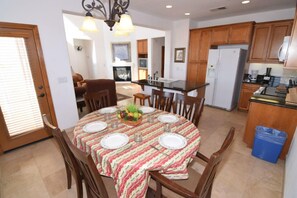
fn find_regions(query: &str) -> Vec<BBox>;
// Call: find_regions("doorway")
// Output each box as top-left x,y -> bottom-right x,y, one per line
0,22 -> 56,153
151,37 -> 165,78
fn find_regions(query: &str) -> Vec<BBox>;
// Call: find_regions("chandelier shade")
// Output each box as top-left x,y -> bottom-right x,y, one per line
81,0 -> 134,33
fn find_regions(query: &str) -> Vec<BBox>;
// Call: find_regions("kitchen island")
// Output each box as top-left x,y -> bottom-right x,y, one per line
243,91 -> 297,159
132,79 -> 209,97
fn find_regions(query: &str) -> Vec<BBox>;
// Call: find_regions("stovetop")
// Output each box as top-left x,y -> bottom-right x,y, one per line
261,87 -> 287,98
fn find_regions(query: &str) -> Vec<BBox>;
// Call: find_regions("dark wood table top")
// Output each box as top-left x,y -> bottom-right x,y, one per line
132,80 -> 209,93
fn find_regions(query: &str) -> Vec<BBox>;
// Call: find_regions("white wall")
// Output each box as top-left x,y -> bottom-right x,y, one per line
284,127 -> 297,198
195,8 -> 295,28
63,14 -> 108,79
170,19 -> 190,80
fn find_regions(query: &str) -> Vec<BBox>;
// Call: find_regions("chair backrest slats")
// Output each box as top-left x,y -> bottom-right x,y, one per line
173,93 -> 205,126
84,89 -> 111,113
151,89 -> 174,112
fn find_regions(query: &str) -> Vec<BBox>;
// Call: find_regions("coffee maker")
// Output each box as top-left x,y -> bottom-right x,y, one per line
263,67 -> 272,84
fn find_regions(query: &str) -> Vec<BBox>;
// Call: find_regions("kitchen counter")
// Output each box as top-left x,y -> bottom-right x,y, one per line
250,86 -> 297,110
243,89 -> 297,159
242,80 -> 263,85
250,95 -> 297,110
132,79 -> 209,97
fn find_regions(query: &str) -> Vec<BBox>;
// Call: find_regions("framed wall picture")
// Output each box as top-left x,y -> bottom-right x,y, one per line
174,48 -> 185,63
112,42 -> 131,62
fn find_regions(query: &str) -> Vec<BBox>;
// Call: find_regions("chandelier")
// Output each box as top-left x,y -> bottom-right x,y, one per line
81,0 -> 134,34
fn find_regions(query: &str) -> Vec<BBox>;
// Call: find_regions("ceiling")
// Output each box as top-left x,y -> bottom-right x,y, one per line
129,0 -> 296,21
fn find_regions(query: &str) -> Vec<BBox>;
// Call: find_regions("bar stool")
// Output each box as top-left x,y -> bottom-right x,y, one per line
133,93 -> 151,106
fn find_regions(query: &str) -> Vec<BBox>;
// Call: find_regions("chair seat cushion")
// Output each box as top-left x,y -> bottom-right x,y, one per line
148,167 -> 201,198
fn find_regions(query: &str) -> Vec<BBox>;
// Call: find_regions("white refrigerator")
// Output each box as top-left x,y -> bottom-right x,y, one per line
205,48 -> 247,111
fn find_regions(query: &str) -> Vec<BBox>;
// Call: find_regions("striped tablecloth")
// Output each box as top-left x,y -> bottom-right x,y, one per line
73,108 -> 201,198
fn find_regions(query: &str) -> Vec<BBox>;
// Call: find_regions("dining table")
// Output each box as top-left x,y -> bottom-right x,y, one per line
73,106 -> 201,198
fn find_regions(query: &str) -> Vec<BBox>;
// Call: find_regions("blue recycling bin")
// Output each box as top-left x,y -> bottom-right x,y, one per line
252,126 -> 287,163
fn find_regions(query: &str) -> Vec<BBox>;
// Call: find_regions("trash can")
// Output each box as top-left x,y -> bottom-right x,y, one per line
252,126 -> 287,163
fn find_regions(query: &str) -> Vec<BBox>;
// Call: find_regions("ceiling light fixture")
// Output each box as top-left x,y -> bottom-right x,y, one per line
241,0 -> 250,4
185,13 -> 190,16
81,0 -> 134,34
166,5 -> 173,9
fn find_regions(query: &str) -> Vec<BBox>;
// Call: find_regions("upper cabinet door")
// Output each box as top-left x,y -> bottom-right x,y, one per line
211,26 -> 229,45
229,22 -> 254,44
266,21 -> 293,62
199,29 -> 212,62
137,39 -> 147,55
249,24 -> 271,62
249,20 -> 293,63
188,29 -> 201,62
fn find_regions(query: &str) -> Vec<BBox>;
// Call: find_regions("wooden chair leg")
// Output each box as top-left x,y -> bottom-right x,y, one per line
134,96 -> 137,104
65,163 -> 72,189
74,174 -> 83,198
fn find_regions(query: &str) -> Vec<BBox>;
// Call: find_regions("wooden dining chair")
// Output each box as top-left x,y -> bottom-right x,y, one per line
173,93 -> 205,127
151,89 -> 174,112
42,114 -> 83,198
148,127 -> 235,198
62,131 -> 117,198
84,89 -> 111,113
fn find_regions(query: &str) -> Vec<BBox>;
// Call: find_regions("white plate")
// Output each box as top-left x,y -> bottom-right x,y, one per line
100,133 -> 129,149
158,133 -> 187,150
98,107 -> 117,114
83,121 -> 107,133
157,114 -> 179,123
139,106 -> 155,114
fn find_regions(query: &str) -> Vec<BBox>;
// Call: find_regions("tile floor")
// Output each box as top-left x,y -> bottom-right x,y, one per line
0,83 -> 284,198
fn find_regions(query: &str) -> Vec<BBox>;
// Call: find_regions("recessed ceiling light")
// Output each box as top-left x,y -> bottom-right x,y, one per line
166,5 -> 173,9
185,13 -> 190,16
242,0 -> 250,4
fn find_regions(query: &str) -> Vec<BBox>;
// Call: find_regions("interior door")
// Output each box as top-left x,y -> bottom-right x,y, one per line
0,22 -> 56,152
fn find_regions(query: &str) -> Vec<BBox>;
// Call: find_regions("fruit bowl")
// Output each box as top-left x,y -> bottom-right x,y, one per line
117,104 -> 143,127
120,117 -> 143,126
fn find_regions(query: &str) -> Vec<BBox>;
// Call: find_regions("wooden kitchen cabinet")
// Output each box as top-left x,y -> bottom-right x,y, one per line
249,20 -> 293,63
137,39 -> 147,55
186,62 -> 207,84
188,29 -> 201,62
266,21 -> 293,62
211,26 -> 229,45
229,22 -> 254,44
187,22 -> 254,84
238,83 -> 261,111
198,29 -> 212,62
285,7 -> 297,69
244,101 -> 297,159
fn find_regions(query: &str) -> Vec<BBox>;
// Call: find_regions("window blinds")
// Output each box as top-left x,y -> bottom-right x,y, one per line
0,37 -> 43,136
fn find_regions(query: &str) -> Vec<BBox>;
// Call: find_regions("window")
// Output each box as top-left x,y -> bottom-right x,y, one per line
0,37 -> 43,136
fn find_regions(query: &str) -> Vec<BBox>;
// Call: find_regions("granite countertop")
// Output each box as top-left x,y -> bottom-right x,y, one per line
250,92 -> 297,110
132,79 -> 209,93
242,80 -> 263,85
